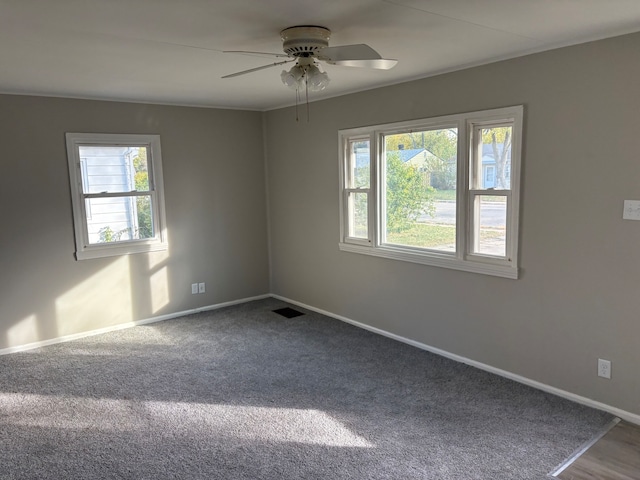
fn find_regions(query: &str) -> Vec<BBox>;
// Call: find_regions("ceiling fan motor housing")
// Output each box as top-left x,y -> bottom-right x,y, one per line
280,26 -> 330,56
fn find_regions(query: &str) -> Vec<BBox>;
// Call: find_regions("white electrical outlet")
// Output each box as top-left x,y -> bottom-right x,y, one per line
623,200 -> 640,220
198,282 -> 206,294
191,283 -> 198,295
598,358 -> 611,379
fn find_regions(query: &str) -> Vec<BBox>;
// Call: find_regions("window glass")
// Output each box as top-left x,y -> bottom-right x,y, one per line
347,192 -> 368,239
382,128 -> 457,252
85,196 -> 154,244
473,195 -> 507,257
348,140 -> 370,189
476,126 -> 512,190
78,146 -> 150,194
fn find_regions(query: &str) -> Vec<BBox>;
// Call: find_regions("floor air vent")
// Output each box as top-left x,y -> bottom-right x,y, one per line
272,307 -> 304,318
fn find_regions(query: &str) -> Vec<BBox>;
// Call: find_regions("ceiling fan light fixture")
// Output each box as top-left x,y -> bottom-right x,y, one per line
307,65 -> 330,92
281,65 -> 304,89
281,63 -> 330,91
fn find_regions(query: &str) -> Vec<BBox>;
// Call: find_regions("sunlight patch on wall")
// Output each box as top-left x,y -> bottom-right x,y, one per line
150,266 -> 169,314
0,393 -> 374,448
7,315 -> 38,347
147,249 -> 169,270
54,257 -> 133,336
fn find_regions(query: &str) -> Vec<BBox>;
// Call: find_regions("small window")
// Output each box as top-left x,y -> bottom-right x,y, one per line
66,133 -> 168,260
339,106 -> 523,279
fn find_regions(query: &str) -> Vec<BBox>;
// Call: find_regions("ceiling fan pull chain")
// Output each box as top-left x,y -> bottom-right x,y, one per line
295,86 -> 300,122
306,74 -> 310,122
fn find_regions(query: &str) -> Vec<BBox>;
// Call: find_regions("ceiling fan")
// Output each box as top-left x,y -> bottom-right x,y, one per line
222,25 -> 398,93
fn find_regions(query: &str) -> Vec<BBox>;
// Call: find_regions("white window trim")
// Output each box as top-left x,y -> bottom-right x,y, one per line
66,133 -> 168,260
338,106 -> 523,279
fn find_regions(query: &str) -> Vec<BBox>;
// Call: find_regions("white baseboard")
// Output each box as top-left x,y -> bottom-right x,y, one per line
271,294 -> 640,426
0,294 -> 270,357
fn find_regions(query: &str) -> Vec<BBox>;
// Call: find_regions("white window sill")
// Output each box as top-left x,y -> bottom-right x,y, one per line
76,241 -> 168,260
339,242 -> 518,279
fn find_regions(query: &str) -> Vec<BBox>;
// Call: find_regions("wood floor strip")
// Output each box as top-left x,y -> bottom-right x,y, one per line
554,420 -> 640,480
551,418 -> 621,477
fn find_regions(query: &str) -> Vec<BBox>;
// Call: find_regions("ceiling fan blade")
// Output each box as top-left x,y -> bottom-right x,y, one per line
223,50 -> 290,59
331,58 -> 398,69
318,44 -> 397,70
222,59 -> 295,79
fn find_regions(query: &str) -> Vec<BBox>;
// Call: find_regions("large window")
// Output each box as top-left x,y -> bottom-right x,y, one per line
66,133 -> 168,260
339,106 -> 523,278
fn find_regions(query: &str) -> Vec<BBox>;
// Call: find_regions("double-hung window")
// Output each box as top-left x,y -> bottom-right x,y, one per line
339,106 -> 523,278
343,136 -> 373,245
66,133 -> 168,260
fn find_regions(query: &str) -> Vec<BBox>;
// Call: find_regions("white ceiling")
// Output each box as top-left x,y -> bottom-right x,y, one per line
2,0 -> 640,111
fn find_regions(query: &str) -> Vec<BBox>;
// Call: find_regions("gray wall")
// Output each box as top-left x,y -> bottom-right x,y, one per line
0,95 -> 269,350
265,32 -> 640,416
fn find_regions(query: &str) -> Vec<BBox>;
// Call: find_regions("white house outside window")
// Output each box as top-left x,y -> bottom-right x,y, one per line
339,106 -> 523,279
66,133 -> 168,260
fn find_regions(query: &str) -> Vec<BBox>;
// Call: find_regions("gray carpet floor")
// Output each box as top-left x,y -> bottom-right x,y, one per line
0,298 -> 612,479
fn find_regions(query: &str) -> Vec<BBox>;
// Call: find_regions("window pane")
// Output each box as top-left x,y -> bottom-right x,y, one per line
347,192 -> 368,239
78,146 -> 150,194
473,196 -> 507,256
384,128 -> 457,252
85,195 -> 154,244
386,223 -> 456,251
477,126 -> 512,190
348,140 -> 370,188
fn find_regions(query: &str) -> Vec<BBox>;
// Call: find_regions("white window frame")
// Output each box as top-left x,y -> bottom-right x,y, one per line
66,133 -> 168,260
338,105 -> 523,279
